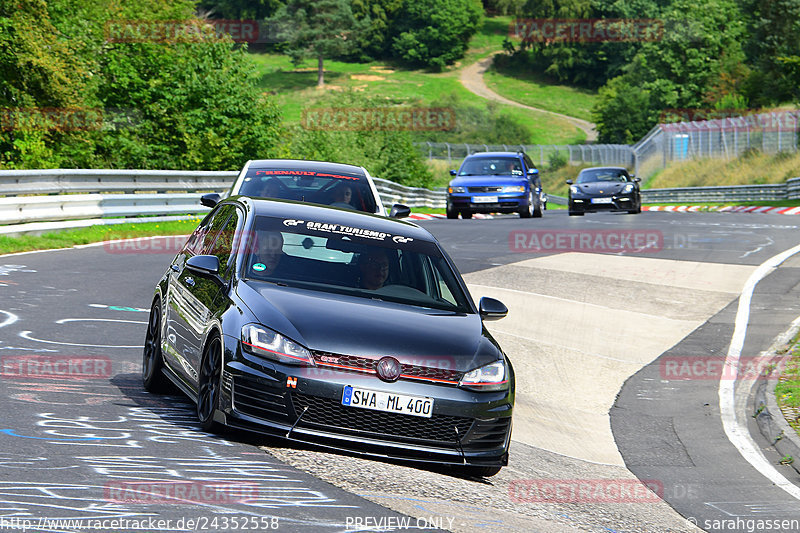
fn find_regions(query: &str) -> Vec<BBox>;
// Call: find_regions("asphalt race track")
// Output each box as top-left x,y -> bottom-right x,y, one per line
1,209 -> 800,532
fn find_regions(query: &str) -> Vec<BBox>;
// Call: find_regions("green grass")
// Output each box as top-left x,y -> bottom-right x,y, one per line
645,151 -> 800,189
0,219 -> 202,255
249,16 -> 585,145
775,333 -> 800,437
483,64 -> 598,122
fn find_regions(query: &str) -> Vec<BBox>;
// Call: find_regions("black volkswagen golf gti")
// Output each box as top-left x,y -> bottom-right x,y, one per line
143,196 -> 514,476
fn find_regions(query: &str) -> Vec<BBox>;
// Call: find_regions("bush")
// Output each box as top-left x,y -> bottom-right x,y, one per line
417,92 -> 533,144
286,91 -> 433,188
390,0 -> 483,70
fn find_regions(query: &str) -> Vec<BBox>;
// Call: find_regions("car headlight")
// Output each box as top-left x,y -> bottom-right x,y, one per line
448,186 -> 465,194
241,324 -> 314,366
569,186 -> 579,194
622,184 -> 634,193
501,186 -> 525,193
459,360 -> 508,391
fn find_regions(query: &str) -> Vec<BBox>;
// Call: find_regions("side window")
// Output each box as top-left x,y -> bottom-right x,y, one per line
183,207 -> 229,256
205,206 -> 241,282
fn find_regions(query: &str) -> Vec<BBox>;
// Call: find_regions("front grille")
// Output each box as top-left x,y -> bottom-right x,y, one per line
311,351 -> 463,384
468,186 -> 502,193
232,376 -> 292,421
291,392 -> 473,445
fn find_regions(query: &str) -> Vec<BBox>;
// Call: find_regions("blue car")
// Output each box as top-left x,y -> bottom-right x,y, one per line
447,152 -> 545,219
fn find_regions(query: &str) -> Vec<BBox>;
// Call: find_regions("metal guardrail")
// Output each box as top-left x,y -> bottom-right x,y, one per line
1,170 -> 799,235
0,169 -> 449,235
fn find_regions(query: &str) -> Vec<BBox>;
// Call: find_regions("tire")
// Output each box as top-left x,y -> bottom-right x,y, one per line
461,211 -> 473,219
532,196 -> 543,218
463,465 -> 502,478
142,300 -> 169,393
568,210 -> 584,216
446,207 -> 458,219
519,192 -> 533,218
197,334 -> 225,434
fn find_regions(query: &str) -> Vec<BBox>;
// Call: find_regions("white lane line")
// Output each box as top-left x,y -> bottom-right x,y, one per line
0,310 -> 18,329
719,242 -> 800,500
55,318 -> 147,325
18,331 -> 140,349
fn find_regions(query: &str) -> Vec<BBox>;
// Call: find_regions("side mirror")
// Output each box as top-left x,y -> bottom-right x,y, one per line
186,255 -> 221,277
449,170 -> 457,176
389,203 -> 411,219
528,168 -> 539,175
565,179 -> 574,185
479,297 -> 508,321
200,193 -> 221,208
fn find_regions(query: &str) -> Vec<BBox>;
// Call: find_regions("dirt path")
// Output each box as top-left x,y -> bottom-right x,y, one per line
460,54 -> 598,142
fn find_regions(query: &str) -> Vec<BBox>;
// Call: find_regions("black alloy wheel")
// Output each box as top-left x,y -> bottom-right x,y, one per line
142,301 -> 169,393
197,334 -> 225,433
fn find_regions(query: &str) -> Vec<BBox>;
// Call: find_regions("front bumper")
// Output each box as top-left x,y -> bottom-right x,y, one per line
448,193 -> 528,214
219,338 -> 513,467
570,194 -> 638,212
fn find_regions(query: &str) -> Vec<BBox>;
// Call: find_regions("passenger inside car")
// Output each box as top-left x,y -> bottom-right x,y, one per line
248,231 -> 286,277
329,184 -> 354,209
357,249 -> 390,290
257,178 -> 284,199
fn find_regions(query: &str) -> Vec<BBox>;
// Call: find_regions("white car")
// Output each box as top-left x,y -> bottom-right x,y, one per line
202,159 -> 409,218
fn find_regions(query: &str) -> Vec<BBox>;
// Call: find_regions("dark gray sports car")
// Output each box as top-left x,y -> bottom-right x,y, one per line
143,196 -> 514,476
567,166 -> 641,215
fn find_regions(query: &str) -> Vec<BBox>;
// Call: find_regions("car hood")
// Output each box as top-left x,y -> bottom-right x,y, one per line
238,281 -> 501,371
449,175 -> 526,188
574,182 -> 628,195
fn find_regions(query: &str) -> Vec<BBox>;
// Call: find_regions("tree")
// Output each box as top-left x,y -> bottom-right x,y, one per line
350,0 -> 402,60
740,0 -> 800,106
270,0 -> 365,87
592,76 -> 652,143
197,0 -> 284,20
591,0 -> 748,142
390,0 -> 483,70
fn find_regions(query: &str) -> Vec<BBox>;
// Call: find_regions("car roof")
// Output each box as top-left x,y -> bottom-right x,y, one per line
579,166 -> 629,172
229,196 -> 435,242
464,152 -> 525,159
246,159 -> 367,177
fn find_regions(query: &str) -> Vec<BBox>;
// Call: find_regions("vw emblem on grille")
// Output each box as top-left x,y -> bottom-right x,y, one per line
376,356 -> 402,382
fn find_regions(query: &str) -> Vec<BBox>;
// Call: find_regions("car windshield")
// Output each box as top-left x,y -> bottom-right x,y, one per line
237,168 -> 378,214
576,169 -> 629,183
459,158 -> 523,176
240,216 -> 473,313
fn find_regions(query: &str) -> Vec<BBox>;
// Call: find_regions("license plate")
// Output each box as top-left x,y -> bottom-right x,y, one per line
591,197 -> 614,204
341,385 -> 433,418
473,196 -> 498,203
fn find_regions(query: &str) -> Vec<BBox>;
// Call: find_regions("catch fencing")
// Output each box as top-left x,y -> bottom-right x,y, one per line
417,110 -> 800,180
417,142 -> 634,169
